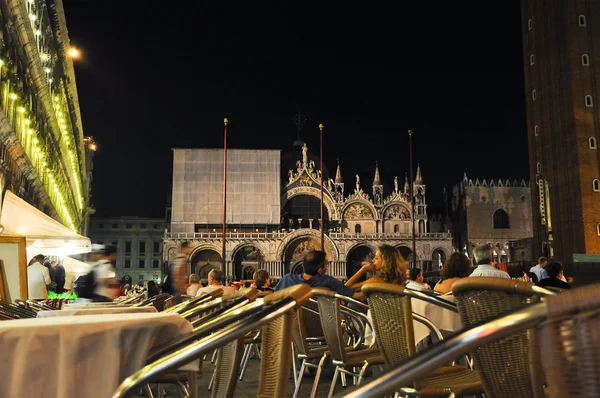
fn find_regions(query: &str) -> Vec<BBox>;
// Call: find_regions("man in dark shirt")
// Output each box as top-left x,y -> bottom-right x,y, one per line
538,261 -> 571,290
52,261 -> 66,293
275,250 -> 364,300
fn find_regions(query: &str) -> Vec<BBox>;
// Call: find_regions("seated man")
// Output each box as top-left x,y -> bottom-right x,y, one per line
195,269 -> 236,297
405,268 -> 431,291
275,250 -> 364,300
469,243 -> 510,279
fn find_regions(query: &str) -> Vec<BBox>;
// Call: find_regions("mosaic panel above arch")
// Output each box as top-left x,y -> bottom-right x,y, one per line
343,202 -> 374,220
383,204 -> 411,220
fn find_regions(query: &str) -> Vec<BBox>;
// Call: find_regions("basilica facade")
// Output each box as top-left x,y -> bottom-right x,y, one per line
164,144 -> 452,282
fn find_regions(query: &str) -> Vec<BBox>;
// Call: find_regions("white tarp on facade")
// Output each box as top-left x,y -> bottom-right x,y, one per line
0,190 -> 91,259
171,149 -> 281,232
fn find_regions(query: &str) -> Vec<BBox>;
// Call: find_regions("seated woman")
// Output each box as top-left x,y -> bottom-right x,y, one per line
252,269 -> 274,295
186,273 -> 202,296
145,280 -> 160,299
347,244 -> 407,289
538,262 -> 571,290
434,252 -> 472,295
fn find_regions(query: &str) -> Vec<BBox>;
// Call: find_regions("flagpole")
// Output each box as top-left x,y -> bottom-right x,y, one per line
222,118 -> 228,277
319,123 -> 324,251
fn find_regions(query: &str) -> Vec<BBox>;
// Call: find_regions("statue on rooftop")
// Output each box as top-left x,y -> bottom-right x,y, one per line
355,174 -> 360,191
302,143 -> 308,166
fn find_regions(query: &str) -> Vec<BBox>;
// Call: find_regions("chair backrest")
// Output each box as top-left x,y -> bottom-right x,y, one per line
361,283 -> 416,366
211,337 -> 245,398
293,299 -> 325,356
258,286 -> 310,398
539,284 -> 600,398
312,288 -> 349,363
113,284 -> 311,398
452,277 -> 548,398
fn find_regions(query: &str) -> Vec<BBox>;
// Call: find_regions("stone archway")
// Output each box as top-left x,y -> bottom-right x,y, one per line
278,230 -> 339,274
231,244 -> 265,281
346,244 -> 376,279
191,249 -> 222,283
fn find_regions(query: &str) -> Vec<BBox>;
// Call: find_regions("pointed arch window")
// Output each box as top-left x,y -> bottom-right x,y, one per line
493,209 -> 510,229
536,162 -> 542,173
593,179 -> 600,192
590,137 -> 598,149
532,89 -> 537,100
582,54 -> 590,66
586,95 -> 594,107
597,223 -> 600,237
355,224 -> 361,234
579,15 -> 587,27
394,224 -> 400,233
534,125 -> 539,136
528,19 -> 533,30
530,54 -> 535,65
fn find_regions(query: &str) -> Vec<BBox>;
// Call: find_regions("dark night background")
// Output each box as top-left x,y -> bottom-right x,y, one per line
64,1 -> 528,217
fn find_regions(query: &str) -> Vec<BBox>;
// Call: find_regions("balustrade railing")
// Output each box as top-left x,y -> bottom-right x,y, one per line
165,231 -> 451,240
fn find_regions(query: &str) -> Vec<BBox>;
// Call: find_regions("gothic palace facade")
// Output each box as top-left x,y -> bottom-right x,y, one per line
163,144 -> 451,282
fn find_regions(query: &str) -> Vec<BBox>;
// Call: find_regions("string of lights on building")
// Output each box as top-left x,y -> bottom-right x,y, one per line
0,0 -> 92,231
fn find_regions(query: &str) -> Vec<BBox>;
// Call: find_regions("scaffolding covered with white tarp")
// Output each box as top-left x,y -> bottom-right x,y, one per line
171,149 -> 281,233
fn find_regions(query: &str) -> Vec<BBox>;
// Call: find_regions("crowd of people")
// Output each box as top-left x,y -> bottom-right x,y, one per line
28,240 -> 571,303
26,254 -> 67,300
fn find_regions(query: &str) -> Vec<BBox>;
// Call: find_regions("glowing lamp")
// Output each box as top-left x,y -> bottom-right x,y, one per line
10,93 -> 16,100
68,47 -> 80,59
41,54 -> 48,61
18,107 -> 25,113
25,119 -> 30,125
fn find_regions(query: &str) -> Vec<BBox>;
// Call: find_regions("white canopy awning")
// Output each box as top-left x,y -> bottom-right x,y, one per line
1,190 -> 91,259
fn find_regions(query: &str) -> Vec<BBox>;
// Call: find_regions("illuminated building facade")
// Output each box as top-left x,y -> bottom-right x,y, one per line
449,174 -> 533,263
164,144 -> 452,282
521,1 -> 600,261
0,0 -> 92,233
88,217 -> 166,285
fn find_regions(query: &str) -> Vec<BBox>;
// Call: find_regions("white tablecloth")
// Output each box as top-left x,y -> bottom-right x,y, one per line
62,302 -> 122,309
0,312 -> 192,398
37,306 -> 157,317
411,295 -> 462,343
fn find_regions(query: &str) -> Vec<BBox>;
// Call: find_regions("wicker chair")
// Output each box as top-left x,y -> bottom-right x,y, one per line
539,284 -> 600,398
346,283 -> 600,398
452,277 -> 555,398
113,284 -> 312,398
362,282 -> 483,397
312,288 -> 384,398
292,302 -> 329,398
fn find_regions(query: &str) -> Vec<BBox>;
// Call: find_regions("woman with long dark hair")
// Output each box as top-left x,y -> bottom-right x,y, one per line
433,252 -> 473,294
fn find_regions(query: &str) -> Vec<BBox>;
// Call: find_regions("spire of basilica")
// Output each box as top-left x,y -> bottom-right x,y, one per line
373,161 -> 381,185
415,163 -> 423,184
404,172 -> 409,193
335,159 -> 343,183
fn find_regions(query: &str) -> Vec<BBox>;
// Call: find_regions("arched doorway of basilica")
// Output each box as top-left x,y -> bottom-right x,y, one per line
346,245 -> 375,280
282,195 -> 329,231
432,249 -> 447,269
232,245 -> 265,281
396,246 -> 413,263
191,249 -> 222,284
283,235 -> 332,275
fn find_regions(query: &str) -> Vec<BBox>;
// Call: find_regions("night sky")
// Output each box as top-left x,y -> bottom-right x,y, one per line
64,1 -> 528,218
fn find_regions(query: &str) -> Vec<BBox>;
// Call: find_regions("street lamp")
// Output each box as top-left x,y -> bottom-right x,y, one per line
408,129 -> 416,268
68,47 -> 80,59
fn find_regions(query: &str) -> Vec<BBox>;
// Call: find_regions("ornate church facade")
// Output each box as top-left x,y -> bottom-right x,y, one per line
163,144 -> 452,282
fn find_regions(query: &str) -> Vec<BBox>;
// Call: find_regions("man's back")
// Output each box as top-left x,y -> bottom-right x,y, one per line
529,264 -> 548,282
195,284 -> 236,297
27,263 -> 50,299
275,273 -> 355,297
469,264 -> 510,279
